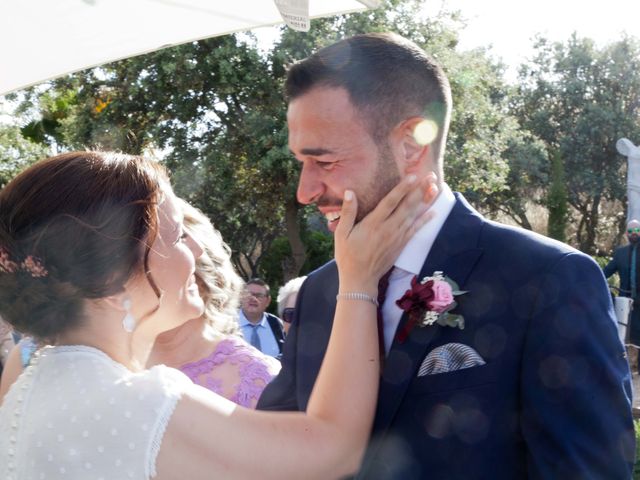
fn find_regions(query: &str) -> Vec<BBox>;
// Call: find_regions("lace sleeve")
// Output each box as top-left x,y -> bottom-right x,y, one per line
180,336 -> 281,409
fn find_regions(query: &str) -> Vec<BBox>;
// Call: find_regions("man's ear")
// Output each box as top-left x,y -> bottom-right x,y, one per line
390,117 -> 432,175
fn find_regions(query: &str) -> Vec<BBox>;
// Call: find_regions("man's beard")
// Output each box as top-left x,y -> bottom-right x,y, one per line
354,142 -> 402,223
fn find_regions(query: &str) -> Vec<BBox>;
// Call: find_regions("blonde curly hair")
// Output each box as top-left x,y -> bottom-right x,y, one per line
180,199 -> 242,337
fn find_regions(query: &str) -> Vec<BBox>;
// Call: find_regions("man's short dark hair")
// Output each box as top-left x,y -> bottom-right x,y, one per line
284,32 -> 452,164
246,278 -> 270,295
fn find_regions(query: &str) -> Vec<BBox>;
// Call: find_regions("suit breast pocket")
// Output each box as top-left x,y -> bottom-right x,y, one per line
397,364 -> 503,447
409,363 -> 500,395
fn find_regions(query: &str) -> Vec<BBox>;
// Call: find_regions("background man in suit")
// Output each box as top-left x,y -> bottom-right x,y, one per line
238,278 -> 285,358
257,32 -> 634,479
604,219 -> 640,371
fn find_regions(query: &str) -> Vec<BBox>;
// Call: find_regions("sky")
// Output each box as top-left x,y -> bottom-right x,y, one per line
426,0 -> 640,80
252,0 -> 639,82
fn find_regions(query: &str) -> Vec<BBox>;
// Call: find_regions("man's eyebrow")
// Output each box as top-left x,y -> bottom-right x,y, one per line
296,147 -> 335,156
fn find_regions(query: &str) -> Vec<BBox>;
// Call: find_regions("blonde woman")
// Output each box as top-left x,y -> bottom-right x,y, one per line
147,200 -> 280,408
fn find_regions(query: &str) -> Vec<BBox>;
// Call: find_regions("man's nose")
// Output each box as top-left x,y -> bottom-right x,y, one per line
296,162 -> 324,205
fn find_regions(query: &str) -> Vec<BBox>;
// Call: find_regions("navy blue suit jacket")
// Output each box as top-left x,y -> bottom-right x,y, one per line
258,194 -> 635,479
604,243 -> 639,298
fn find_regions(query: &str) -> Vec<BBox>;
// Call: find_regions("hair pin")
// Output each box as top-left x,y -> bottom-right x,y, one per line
0,248 -> 48,278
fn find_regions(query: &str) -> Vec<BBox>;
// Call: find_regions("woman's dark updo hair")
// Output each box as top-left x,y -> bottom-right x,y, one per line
0,151 -> 169,341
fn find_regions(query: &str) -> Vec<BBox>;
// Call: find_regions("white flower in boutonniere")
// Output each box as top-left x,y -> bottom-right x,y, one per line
395,271 -> 468,343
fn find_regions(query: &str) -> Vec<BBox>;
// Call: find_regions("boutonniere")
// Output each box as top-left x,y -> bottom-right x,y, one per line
395,271 -> 468,343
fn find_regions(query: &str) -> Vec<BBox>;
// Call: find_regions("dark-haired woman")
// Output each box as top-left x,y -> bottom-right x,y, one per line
0,151 -> 435,480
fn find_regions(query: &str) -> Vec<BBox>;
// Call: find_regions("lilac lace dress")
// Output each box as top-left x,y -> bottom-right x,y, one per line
178,336 -> 280,408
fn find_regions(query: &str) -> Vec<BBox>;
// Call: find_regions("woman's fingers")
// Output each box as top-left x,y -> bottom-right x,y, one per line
363,175 -> 419,225
335,174 -> 439,284
395,175 -> 438,231
362,173 -> 438,232
362,174 -> 438,238
423,172 -> 438,205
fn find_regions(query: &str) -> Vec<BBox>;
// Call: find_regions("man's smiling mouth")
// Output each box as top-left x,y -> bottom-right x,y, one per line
325,211 -> 341,224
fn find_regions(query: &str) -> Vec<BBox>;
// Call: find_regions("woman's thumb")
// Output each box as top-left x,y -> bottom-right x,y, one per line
335,190 -> 357,238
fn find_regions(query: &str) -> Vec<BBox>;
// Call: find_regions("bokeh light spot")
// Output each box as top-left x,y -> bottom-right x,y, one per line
413,119 -> 438,146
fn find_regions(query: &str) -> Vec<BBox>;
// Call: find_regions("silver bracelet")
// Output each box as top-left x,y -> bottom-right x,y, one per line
336,292 -> 379,307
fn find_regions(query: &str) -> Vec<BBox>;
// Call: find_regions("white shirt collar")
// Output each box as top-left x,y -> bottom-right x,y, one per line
394,183 -> 455,276
238,310 -> 267,328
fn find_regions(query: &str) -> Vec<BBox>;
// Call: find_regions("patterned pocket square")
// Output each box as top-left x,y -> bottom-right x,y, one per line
417,343 -> 486,376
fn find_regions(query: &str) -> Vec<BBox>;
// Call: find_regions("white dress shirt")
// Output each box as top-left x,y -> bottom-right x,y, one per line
381,183 -> 456,353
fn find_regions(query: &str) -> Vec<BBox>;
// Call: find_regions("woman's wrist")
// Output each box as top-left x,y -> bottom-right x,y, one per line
337,278 -> 378,299
336,292 -> 379,307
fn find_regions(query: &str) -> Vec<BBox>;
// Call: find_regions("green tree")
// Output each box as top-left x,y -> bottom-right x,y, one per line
547,149 -> 568,241
0,125 -> 50,188
259,228 -> 334,296
443,50 -> 547,228
513,34 -> 640,253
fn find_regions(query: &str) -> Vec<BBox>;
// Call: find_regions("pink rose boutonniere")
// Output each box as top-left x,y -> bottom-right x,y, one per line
395,271 -> 467,343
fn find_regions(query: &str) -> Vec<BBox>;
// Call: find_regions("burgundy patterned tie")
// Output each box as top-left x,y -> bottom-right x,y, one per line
377,267 -> 394,362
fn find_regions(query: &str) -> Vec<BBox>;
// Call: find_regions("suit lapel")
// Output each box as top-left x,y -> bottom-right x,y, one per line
371,194 -> 485,435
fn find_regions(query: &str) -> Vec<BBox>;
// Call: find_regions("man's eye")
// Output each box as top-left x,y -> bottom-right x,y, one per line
316,160 -> 335,170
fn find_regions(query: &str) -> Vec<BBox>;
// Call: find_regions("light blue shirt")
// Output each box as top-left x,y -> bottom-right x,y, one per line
238,310 -> 281,358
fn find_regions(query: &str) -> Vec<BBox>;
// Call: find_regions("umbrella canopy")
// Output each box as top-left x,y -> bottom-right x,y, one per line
0,0 -> 375,96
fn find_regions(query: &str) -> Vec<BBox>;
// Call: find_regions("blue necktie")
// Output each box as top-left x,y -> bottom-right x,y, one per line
249,324 -> 262,351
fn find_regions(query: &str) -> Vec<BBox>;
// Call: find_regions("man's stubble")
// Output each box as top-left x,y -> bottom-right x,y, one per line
355,141 -> 402,223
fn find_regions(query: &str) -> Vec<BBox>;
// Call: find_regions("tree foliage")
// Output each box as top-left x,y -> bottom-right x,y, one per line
547,149 -> 568,241
513,34 -> 640,253
0,125 -> 49,189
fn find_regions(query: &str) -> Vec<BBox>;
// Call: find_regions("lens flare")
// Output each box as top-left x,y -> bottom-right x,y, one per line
413,119 -> 438,146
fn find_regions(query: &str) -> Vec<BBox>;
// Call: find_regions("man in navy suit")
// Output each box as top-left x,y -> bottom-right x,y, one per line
604,219 -> 640,371
257,32 -> 634,479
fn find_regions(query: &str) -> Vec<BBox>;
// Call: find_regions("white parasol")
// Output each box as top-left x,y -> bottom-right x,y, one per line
0,0 -> 379,95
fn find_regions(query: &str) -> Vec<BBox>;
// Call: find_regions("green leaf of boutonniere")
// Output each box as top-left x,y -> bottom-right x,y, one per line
437,313 -> 465,329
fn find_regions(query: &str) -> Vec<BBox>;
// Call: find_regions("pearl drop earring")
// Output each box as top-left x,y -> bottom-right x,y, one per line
122,298 -> 136,333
